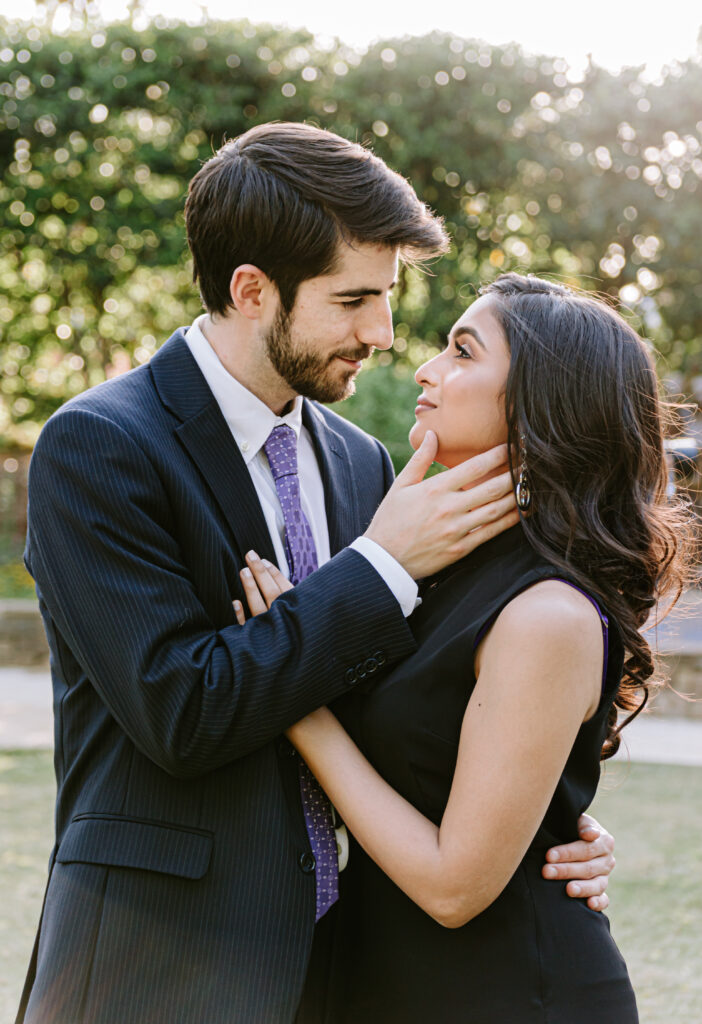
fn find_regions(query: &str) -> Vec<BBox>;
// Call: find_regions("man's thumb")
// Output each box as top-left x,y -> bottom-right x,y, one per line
396,430 -> 438,485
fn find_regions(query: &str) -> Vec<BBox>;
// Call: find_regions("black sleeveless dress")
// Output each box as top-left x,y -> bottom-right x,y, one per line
300,524 -> 638,1024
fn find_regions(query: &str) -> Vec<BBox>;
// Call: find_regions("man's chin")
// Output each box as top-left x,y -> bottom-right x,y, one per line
333,377 -> 357,402
303,371 -> 357,404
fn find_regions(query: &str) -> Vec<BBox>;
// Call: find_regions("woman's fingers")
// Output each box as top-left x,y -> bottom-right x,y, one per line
236,551 -> 296,620
240,566 -> 268,616
254,556 -> 295,596
245,551 -> 293,607
234,551 -> 298,621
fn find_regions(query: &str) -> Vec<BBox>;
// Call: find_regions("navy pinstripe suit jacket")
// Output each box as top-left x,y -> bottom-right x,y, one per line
17,330 -> 417,1024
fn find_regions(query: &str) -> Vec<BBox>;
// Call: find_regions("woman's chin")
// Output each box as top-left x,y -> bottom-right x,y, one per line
408,425 -> 450,467
408,423 -> 424,452
409,421 -> 440,453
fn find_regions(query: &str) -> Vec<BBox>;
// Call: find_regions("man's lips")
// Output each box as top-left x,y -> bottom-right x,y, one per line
336,355 -> 364,370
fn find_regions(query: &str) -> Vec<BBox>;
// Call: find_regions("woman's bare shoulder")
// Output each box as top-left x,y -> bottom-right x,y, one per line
476,579 -> 604,701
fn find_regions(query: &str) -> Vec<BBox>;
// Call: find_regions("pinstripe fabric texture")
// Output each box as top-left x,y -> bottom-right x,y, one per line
17,330 -> 417,1024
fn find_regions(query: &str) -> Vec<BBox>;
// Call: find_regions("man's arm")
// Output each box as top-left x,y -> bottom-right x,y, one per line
27,408 -> 417,778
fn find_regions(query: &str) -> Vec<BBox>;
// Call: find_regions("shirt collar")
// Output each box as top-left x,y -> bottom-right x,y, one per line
185,314 -> 304,465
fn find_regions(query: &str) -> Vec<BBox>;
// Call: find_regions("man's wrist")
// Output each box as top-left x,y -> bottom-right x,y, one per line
349,537 -> 419,618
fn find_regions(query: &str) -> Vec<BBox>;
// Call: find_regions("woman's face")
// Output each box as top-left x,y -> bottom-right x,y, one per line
409,296 -> 511,468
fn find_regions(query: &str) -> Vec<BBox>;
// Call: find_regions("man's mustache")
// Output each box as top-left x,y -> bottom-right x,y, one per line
331,346 -> 374,363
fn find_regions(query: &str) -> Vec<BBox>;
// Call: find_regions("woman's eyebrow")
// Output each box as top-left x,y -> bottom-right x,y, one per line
451,326 -> 487,351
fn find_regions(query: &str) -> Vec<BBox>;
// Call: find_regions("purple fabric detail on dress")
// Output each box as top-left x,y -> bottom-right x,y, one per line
549,579 -> 609,693
263,424 -> 339,921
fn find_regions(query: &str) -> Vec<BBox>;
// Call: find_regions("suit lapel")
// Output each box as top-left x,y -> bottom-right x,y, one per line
150,332 -> 362,562
150,331 -> 277,565
303,400 -> 362,556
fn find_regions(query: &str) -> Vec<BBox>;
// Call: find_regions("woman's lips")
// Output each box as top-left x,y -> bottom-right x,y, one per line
415,396 -> 436,414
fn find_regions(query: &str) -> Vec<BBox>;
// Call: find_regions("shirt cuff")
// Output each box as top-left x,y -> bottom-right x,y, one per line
349,537 -> 420,618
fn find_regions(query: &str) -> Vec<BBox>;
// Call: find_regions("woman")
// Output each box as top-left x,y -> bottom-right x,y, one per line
238,274 -> 692,1022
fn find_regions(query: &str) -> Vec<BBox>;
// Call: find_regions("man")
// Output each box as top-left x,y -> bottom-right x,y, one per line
18,123 -> 615,1024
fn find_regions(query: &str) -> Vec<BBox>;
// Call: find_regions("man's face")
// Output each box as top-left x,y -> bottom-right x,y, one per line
265,242 -> 398,403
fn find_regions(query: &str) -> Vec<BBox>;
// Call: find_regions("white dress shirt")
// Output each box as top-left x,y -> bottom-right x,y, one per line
184,316 -> 418,616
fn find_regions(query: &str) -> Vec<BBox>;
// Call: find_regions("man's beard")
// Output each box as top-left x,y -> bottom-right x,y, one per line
264,306 -> 370,404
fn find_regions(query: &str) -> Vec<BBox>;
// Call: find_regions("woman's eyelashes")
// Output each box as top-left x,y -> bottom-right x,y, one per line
452,338 -> 473,359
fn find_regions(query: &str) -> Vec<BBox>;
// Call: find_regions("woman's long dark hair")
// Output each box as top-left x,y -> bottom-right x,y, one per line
483,273 -> 696,759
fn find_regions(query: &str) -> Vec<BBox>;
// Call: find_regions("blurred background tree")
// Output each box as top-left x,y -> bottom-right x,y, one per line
1,18 -> 701,467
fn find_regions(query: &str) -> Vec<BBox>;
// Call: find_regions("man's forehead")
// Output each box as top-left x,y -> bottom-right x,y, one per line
327,241 -> 399,283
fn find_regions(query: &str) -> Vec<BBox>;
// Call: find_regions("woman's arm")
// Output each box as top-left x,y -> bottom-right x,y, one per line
287,579 -> 604,928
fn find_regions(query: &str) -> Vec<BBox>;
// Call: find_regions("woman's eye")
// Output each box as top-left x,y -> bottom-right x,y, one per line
455,343 -> 472,359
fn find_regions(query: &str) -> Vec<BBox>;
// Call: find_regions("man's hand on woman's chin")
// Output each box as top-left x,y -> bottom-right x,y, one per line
364,432 -> 519,581
542,813 -> 616,912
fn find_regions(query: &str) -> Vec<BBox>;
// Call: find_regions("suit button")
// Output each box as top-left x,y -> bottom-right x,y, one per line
364,657 -> 378,674
355,662 -> 367,678
374,650 -> 386,667
345,668 -> 356,685
299,852 -> 316,874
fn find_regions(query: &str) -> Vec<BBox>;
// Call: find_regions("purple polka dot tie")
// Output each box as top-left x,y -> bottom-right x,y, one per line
263,424 -> 339,921
263,424 -> 319,585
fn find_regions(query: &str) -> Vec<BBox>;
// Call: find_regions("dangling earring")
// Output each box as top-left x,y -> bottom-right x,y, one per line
515,433 -> 532,512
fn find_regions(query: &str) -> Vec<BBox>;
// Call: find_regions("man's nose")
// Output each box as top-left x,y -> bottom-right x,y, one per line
356,301 -> 394,351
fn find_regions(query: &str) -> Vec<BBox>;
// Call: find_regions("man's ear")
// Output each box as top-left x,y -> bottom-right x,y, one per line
229,264 -> 275,320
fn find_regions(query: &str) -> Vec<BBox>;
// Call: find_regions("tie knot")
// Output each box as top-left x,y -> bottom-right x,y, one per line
263,424 -> 298,481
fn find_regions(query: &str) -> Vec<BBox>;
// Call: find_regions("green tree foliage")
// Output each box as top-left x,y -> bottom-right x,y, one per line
1,19 -> 701,460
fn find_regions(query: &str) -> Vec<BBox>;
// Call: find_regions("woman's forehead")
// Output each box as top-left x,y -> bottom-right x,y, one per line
450,295 -> 505,348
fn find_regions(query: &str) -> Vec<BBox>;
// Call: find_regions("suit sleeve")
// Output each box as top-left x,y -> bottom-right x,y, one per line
26,408 -> 417,779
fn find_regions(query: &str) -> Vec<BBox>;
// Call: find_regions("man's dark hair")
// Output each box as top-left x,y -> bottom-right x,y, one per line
185,122 -> 448,316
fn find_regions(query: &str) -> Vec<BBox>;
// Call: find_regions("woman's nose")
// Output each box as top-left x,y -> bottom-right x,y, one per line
415,353 -> 441,387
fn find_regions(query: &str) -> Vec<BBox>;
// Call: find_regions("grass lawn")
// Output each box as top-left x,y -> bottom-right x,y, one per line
1,752 -> 701,1022
591,758 -> 702,1023
0,561 -> 35,599
0,750 -> 55,1020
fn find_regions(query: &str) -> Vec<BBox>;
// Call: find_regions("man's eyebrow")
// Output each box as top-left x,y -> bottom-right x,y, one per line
330,281 -> 398,298
450,325 -> 487,351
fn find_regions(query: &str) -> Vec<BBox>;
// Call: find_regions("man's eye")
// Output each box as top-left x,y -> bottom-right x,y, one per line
341,298 -> 364,309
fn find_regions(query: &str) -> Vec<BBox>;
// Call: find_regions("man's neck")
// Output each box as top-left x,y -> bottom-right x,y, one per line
199,313 -> 296,416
